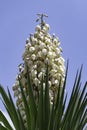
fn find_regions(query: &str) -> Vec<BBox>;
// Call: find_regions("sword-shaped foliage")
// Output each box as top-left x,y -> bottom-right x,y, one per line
0,63 -> 87,130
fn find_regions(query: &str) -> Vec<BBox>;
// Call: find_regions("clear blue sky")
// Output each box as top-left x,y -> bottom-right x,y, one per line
0,0 -> 87,111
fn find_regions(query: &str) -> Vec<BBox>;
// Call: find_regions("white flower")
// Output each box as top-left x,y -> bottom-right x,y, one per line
59,65 -> 65,74
53,38 -> 58,44
21,77 -> 27,86
37,33 -> 42,39
33,64 -> 37,69
55,58 -> 59,62
35,25 -> 41,32
48,51 -> 53,56
49,90 -> 54,99
16,98 -> 23,106
45,38 -> 51,44
12,84 -> 19,91
44,57 -> 49,63
39,41 -> 45,49
34,78 -> 40,86
14,90 -> 20,97
15,80 -> 19,86
58,57 -> 65,64
43,83 -> 45,90
32,38 -> 37,45
42,48 -> 47,55
37,51 -> 42,57
48,51 -> 53,58
23,115 -> 27,121
46,33 -> 51,39
53,64 -> 58,70
34,32 -> 39,38
31,69 -> 37,78
31,54 -> 36,60
40,35 -> 44,41
50,69 -> 57,76
41,68 -> 46,73
48,81 -> 52,87
20,110 -> 26,117
54,80 -> 59,85
18,93 -> 22,99
34,44 -> 39,51
55,47 -> 60,55
38,72 -> 43,80
43,27 -> 47,32
45,24 -> 50,30
51,78 -> 55,85
29,47 -> 35,53
25,43 -> 31,50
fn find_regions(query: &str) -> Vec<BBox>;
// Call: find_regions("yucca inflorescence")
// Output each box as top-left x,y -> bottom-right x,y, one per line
12,14 -> 65,125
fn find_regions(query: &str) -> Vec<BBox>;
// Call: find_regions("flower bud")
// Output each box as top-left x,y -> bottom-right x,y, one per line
35,25 -> 41,32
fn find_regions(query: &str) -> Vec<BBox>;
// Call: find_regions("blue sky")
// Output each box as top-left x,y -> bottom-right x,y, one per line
0,0 -> 87,114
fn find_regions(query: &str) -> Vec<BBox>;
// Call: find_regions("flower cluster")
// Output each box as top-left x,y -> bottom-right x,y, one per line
12,20 -> 65,125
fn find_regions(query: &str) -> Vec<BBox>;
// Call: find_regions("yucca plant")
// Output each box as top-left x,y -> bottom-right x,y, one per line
0,14 -> 87,130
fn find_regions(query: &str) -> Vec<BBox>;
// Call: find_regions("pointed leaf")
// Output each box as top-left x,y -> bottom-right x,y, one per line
27,66 -> 37,120
36,77 -> 44,130
44,63 -> 50,130
0,85 -> 21,130
0,111 -> 13,130
19,79 -> 31,130
0,123 -> 9,130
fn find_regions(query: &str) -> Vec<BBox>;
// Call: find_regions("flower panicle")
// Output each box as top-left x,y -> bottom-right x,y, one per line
12,15 -> 65,126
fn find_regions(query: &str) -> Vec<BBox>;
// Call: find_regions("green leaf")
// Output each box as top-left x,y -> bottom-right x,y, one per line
0,85 -> 21,130
17,109 -> 27,130
36,77 -> 44,130
7,88 -> 22,130
78,109 -> 87,130
0,123 -> 9,130
0,111 -> 13,130
27,66 -> 37,121
44,63 -> 50,130
0,85 -> 11,112
48,100 -> 55,130
54,61 -> 68,130
19,78 -> 31,130
0,61 -> 87,130
61,66 -> 87,130
70,82 -> 87,130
